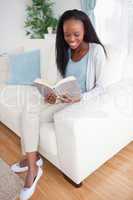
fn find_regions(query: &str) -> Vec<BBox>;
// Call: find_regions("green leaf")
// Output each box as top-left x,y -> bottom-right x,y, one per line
24,0 -> 58,38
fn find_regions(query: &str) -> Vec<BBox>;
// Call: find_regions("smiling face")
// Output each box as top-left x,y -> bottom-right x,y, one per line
63,19 -> 85,50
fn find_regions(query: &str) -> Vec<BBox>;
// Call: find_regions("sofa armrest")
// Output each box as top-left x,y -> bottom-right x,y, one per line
54,93 -> 107,121
54,78 -> 133,120
53,88 -> 133,184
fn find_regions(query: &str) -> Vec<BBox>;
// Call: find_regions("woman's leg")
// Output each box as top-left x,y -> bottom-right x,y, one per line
21,93 -> 68,187
21,107 -> 41,187
20,86 -> 45,186
4,85 -> 69,200
24,151 -> 38,187
2,84 -> 70,199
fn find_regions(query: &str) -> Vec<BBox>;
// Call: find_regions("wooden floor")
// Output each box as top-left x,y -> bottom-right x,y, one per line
1,122 -> 133,200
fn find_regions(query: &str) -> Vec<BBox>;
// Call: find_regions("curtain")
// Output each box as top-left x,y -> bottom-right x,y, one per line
95,0 -> 128,49
95,0 -> 128,81
80,0 -> 96,25
128,0 -> 133,53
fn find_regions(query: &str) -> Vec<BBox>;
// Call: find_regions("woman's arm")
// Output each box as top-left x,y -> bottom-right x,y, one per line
82,44 -> 106,102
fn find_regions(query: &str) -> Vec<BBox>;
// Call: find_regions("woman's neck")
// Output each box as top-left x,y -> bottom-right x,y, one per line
71,41 -> 89,54
71,41 -> 89,62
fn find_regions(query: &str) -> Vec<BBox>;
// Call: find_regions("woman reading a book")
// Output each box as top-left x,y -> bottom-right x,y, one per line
11,9 -> 107,200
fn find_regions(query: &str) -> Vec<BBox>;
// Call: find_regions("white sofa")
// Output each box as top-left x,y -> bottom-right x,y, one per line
0,36 -> 133,186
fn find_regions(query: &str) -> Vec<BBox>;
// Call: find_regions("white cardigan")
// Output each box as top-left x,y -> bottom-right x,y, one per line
57,43 -> 106,101
83,43 -> 106,100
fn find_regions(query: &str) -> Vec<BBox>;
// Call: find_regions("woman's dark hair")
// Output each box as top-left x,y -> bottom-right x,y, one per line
56,9 -> 107,77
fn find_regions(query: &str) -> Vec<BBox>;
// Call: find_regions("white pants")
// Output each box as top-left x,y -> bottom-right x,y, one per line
0,85 -> 68,154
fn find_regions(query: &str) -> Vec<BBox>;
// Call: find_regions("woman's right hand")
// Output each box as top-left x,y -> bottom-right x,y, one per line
45,93 -> 57,104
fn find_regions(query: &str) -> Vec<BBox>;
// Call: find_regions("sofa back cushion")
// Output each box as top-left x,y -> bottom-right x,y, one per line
99,45 -> 128,87
23,39 -> 127,88
22,35 -> 58,85
1,38 -> 130,88
121,51 -> 133,80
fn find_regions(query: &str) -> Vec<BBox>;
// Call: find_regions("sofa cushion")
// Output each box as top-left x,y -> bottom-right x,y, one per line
7,49 -> 41,85
121,52 -> 133,79
22,36 -> 58,85
0,47 -> 24,85
99,45 -> 127,87
54,79 -> 133,122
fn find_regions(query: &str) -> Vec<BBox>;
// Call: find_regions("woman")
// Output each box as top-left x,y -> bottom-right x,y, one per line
11,9 -> 106,200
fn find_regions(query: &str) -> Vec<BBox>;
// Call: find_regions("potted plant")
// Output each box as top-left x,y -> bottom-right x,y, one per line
24,0 -> 58,38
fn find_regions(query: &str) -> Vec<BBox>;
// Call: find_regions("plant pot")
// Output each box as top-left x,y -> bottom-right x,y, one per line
47,27 -> 53,34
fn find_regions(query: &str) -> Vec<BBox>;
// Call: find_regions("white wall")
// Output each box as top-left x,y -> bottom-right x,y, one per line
0,0 -> 81,53
53,0 -> 81,18
0,0 -> 30,53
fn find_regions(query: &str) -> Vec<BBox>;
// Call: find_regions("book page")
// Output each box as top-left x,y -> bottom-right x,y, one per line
34,82 -> 55,97
34,76 -> 81,99
55,79 -> 81,100
54,76 -> 76,88
34,78 -> 54,89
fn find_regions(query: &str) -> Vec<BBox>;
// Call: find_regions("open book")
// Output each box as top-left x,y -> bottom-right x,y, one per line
34,76 -> 81,101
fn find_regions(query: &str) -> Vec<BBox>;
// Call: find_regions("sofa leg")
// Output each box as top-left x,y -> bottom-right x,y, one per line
63,174 -> 83,187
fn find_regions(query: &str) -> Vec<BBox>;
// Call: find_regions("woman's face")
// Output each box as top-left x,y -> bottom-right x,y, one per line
63,19 -> 85,50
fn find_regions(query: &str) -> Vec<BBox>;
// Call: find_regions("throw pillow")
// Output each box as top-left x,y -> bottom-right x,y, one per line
7,49 -> 41,85
0,47 -> 24,84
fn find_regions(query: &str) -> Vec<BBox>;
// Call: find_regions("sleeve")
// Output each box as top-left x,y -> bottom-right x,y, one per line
82,44 -> 106,101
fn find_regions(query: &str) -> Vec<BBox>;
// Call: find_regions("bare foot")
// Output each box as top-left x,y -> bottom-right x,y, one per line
19,158 -> 28,167
19,154 -> 40,167
24,166 -> 38,188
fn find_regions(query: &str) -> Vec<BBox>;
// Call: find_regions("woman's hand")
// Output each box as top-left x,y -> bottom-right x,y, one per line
59,94 -> 81,103
45,93 -> 57,104
45,93 -> 81,104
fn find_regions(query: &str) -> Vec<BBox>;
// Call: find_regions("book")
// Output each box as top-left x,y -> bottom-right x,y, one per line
34,76 -> 81,101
